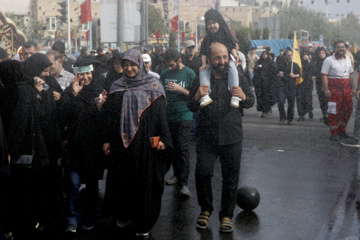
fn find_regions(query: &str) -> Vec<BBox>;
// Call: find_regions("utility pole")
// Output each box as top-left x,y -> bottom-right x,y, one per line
117,0 -> 124,51
215,0 -> 221,12
140,0 -> 148,47
67,0 -> 71,49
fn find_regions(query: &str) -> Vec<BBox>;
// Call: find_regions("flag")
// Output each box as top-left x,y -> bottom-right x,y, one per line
70,30 -> 74,40
292,31 -> 303,85
80,0 -> 92,24
155,30 -> 160,43
171,0 -> 179,32
354,43 -> 358,54
181,32 -> 185,43
85,30 -> 90,43
232,29 -> 235,38
54,31 -> 58,42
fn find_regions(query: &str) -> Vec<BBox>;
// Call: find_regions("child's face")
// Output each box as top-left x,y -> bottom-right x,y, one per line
207,19 -> 219,33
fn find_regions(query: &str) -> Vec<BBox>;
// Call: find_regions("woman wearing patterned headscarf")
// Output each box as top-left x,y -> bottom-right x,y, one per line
102,49 -> 172,239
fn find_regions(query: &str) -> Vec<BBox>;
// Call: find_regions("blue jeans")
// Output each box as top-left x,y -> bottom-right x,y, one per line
199,60 -> 239,91
248,70 -> 254,87
65,171 -> 99,226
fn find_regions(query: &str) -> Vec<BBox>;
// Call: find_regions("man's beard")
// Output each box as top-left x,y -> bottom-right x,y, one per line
211,61 -> 229,76
335,50 -> 345,57
170,63 -> 180,72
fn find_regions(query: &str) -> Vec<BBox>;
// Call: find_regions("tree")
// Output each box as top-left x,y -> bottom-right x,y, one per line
148,4 -> 166,37
262,27 -> 270,40
169,31 -> 177,49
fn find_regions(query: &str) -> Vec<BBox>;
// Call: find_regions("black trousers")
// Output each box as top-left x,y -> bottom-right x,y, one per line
168,121 -> 191,187
195,140 -> 242,219
278,81 -> 296,121
316,82 -> 328,117
296,79 -> 314,117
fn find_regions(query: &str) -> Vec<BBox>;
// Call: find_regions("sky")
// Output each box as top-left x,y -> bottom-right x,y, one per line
300,0 -> 360,19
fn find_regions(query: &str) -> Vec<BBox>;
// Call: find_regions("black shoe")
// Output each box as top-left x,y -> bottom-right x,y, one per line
279,120 -> 285,125
297,116 -> 305,122
288,121 -> 293,125
308,111 -> 313,119
261,112 -> 266,118
330,135 -> 340,141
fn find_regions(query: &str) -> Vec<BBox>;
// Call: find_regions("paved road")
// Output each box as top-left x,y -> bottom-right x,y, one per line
38,73 -> 360,240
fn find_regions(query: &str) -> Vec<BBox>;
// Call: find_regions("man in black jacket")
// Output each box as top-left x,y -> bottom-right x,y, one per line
187,42 -> 254,233
181,40 -> 202,77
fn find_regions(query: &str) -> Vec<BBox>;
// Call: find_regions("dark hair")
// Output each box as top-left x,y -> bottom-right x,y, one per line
97,47 -> 103,53
154,45 -> 162,52
46,49 -> 62,61
52,41 -> 65,54
22,40 -> 38,50
163,48 -> 181,63
285,49 -> 292,56
0,48 -> 8,60
80,47 -> 88,56
333,40 -> 346,49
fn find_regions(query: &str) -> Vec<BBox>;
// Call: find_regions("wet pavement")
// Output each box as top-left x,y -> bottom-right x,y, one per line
36,73 -> 360,240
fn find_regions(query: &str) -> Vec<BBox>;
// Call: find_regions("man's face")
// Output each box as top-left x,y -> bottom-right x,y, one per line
77,72 -> 93,86
335,43 -> 346,57
47,54 -> 62,77
186,46 -> 196,57
22,46 -> 38,60
210,44 -> 229,76
285,51 -> 293,63
165,59 -> 180,72
250,49 -> 256,55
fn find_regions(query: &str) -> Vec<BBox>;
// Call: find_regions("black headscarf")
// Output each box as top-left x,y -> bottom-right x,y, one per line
104,52 -> 124,92
109,49 -> 165,148
22,53 -> 53,85
256,51 -> 272,66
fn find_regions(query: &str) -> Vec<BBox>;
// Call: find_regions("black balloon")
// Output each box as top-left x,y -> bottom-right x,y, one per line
237,186 -> 260,211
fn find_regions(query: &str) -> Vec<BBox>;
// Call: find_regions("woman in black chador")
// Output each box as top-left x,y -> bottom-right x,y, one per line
102,49 -> 172,239
253,51 -> 277,117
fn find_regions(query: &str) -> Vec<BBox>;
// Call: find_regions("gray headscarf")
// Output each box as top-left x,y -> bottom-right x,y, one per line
109,49 -> 165,148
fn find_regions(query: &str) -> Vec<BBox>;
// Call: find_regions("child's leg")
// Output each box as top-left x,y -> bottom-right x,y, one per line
199,64 -> 212,107
199,64 -> 211,91
228,60 -> 239,90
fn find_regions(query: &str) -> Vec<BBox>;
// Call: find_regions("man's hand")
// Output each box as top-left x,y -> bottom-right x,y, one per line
102,143 -> 110,156
53,91 -> 61,101
199,64 -> 208,72
231,86 -> 246,100
324,89 -> 331,98
289,73 -> 298,78
311,76 -> 316,81
157,141 -> 166,151
194,85 -> 210,101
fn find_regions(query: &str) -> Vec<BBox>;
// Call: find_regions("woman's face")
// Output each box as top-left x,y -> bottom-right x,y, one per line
123,60 -> 139,78
318,50 -> 326,59
207,19 -> 219,33
262,53 -> 268,59
114,59 -> 123,73
38,66 -> 50,80
77,72 -> 93,86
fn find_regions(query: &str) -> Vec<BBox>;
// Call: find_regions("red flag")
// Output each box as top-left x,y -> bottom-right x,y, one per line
85,30 -> 89,43
155,30 -> 160,43
232,29 -> 234,38
80,0 -> 92,24
171,15 -> 178,32
181,32 -> 185,43
54,31 -> 58,42
70,30 -> 74,40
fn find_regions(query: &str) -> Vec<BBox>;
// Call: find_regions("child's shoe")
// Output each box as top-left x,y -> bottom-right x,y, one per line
200,94 -> 213,107
230,96 -> 242,108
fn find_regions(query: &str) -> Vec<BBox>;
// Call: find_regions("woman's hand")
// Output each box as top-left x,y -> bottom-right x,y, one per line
103,143 -> 111,156
72,74 -> 83,96
157,141 -> 166,151
95,90 -> 108,111
33,77 -> 45,95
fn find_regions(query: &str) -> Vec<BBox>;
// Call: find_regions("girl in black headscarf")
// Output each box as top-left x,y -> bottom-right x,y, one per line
7,53 -> 54,240
102,49 -> 172,239
104,52 -> 124,92
198,8 -> 241,108
312,47 -> 329,125
253,51 -> 277,117
60,56 -> 107,233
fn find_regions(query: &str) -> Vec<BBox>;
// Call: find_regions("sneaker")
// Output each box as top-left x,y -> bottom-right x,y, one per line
261,112 -> 266,118
65,224 -> 77,233
330,135 -> 340,141
340,137 -> 360,147
199,94 -> 213,107
166,176 -> 178,185
230,96 -> 242,108
180,186 -> 190,196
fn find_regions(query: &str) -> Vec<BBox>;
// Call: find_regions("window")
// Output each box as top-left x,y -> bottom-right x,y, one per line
179,20 -> 190,33
46,17 -> 56,31
78,17 -> 89,31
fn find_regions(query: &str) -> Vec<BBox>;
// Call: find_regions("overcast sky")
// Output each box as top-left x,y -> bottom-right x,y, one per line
300,0 -> 360,19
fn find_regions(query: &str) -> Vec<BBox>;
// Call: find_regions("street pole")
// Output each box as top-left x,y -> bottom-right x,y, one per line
67,0 -> 71,49
215,0 -> 220,12
145,0 -> 148,45
117,0 -> 124,51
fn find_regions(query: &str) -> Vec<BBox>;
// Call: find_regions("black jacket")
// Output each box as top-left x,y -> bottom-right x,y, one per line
187,72 -> 254,145
181,53 -> 202,77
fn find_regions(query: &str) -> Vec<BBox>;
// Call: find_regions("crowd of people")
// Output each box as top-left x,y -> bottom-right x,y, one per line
0,7 -> 360,240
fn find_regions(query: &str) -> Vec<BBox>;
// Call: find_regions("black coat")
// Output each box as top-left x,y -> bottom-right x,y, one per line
60,79 -> 104,181
187,72 -> 254,145
181,53 -> 202,77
